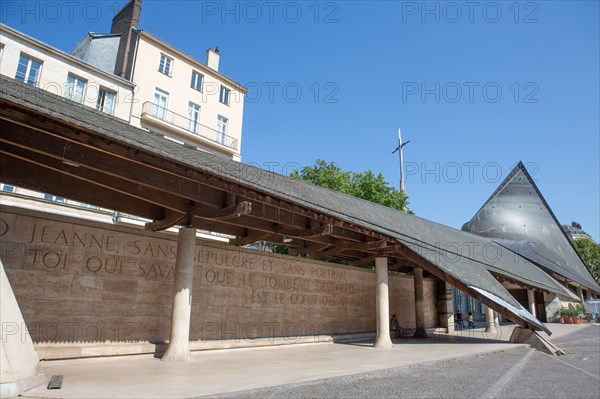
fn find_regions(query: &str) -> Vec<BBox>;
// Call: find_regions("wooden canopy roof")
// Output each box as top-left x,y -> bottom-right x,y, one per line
0,76 -> 580,333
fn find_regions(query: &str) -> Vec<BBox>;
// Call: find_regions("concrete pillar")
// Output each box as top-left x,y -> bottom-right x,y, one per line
527,288 -> 537,318
373,257 -> 393,348
484,305 -> 497,333
436,280 -> 454,334
413,267 -> 428,338
494,311 -> 500,328
576,286 -> 587,312
576,286 -> 583,301
162,227 -> 196,362
0,260 -> 46,397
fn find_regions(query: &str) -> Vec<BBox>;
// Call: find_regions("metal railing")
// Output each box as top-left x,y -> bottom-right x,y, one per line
141,101 -> 238,151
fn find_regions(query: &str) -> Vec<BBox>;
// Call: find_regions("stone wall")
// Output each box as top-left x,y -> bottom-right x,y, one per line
0,206 -> 437,358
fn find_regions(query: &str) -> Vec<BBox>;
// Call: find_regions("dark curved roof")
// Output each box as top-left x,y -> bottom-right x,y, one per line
0,77 -> 585,335
462,162 -> 599,292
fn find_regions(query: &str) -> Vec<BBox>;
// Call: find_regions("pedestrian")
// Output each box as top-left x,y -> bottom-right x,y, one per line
455,311 -> 464,328
466,312 -> 475,328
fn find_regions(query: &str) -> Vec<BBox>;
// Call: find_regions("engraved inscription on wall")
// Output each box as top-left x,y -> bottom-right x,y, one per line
1,207 -> 436,347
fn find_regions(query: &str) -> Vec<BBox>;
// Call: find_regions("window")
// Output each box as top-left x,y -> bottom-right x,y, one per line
217,115 -> 228,144
15,54 -> 42,86
80,202 -> 98,209
219,85 -> 230,105
65,74 -> 87,103
158,53 -> 173,76
152,89 -> 169,120
0,183 -> 15,193
187,102 -> 201,133
191,70 -> 203,91
97,88 -> 116,114
44,194 -> 65,203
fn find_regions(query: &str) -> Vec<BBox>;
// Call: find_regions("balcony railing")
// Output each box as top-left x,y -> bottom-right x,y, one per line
141,101 -> 238,151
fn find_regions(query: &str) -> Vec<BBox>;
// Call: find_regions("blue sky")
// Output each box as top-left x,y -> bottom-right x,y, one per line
3,1 -> 599,240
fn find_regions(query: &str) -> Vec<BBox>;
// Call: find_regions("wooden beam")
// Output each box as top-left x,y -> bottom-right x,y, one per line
316,245 -> 346,259
229,231 -> 273,246
0,121 -> 375,246
317,240 -> 404,260
489,271 -> 547,293
1,121 -> 392,264
349,254 -> 378,266
190,217 -> 247,238
0,122 -> 228,208
0,151 -> 163,219
1,110 -> 392,243
373,245 -> 412,259
0,102 -> 395,249
192,201 -> 252,220
391,240 -> 537,329
285,242 -> 326,257
274,224 -> 334,238
145,211 -> 186,232
0,133 -> 193,213
340,239 -> 389,251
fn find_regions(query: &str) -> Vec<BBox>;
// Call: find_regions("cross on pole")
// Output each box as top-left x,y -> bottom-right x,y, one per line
391,128 -> 410,195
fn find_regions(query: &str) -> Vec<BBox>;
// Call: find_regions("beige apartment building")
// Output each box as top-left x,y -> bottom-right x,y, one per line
0,24 -> 134,121
130,33 -> 245,161
0,0 -> 246,235
72,0 -> 247,161
0,23 -> 136,219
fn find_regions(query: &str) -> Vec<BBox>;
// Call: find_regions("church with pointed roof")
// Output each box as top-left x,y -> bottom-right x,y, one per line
459,162 -> 599,322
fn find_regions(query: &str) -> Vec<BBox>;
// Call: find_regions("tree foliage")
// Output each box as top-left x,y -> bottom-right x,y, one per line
265,160 -> 411,259
572,238 -> 600,285
290,159 -> 411,213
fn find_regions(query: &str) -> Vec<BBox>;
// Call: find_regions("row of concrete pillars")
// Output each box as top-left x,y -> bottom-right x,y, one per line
162,228 -> 597,360
373,257 -> 428,349
481,283 -> 599,334
483,288 -> 537,334
162,228 -> 439,360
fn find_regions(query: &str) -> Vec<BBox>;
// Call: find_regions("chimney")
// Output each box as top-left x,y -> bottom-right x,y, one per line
111,0 -> 142,34
111,0 -> 143,78
206,47 -> 220,71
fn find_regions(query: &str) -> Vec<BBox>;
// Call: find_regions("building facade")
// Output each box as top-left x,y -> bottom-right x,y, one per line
72,0 -> 247,161
0,24 -> 134,122
0,0 -> 246,229
0,23 -> 136,219
128,32 -> 245,160
562,222 -> 593,241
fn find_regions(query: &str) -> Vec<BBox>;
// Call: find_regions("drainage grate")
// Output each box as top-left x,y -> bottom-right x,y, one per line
47,375 -> 63,390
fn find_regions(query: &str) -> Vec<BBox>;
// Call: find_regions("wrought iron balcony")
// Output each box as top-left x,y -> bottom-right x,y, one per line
141,101 -> 238,151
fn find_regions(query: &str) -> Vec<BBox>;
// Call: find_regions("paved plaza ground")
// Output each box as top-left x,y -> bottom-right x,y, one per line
20,323 -> 599,399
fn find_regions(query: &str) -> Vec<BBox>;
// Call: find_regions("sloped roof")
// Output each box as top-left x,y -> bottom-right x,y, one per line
0,77 -> 584,334
462,162 -> 599,292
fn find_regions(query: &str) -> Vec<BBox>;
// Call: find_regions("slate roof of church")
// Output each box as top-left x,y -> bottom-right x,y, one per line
462,162 -> 599,292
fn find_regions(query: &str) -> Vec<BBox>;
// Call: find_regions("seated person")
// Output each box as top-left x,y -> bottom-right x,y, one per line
390,314 -> 399,331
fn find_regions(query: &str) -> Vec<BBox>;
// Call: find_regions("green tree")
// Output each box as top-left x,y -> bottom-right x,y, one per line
266,160 -> 410,259
290,159 -> 410,213
573,238 -> 600,285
